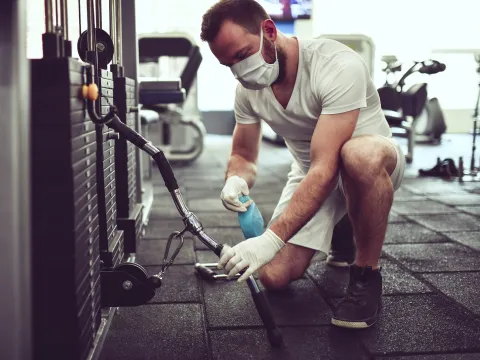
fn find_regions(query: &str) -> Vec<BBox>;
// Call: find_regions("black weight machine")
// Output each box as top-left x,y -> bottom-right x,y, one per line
78,0 -> 283,347
138,34 -> 206,164
419,53 -> 480,182
378,56 -> 447,163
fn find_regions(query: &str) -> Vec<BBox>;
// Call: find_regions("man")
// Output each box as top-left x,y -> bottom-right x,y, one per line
200,0 -> 405,329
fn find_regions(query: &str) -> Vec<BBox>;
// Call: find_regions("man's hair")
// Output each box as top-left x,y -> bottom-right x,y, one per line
200,0 -> 270,42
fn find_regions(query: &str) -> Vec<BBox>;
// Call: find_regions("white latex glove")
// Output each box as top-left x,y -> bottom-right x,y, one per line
218,229 -> 285,282
220,175 -> 253,212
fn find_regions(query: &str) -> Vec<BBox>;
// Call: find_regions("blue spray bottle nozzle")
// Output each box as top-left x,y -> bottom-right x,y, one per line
238,195 -> 264,239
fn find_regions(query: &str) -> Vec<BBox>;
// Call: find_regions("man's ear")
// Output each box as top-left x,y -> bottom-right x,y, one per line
262,19 -> 277,41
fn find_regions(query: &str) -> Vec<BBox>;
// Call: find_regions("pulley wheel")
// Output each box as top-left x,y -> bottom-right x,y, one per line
114,262 -> 148,283
77,28 -> 114,69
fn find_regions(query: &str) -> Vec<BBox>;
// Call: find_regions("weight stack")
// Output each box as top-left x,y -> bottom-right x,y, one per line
97,70 -> 125,268
30,58 -> 101,360
113,75 -> 144,254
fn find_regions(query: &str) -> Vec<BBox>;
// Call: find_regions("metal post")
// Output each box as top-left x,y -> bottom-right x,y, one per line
95,0 -> 102,30
62,0 -> 72,56
0,0 -> 32,359
60,0 -> 68,40
78,0 -> 82,35
470,64 -> 480,172
121,0 -> 143,203
110,0 -> 117,65
43,0 -> 60,57
54,0 -> 59,29
44,0 -> 53,33
86,0 -> 95,51
116,0 -> 122,65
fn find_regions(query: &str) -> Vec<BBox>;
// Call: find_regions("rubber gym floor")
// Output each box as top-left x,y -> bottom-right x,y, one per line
99,134 -> 480,360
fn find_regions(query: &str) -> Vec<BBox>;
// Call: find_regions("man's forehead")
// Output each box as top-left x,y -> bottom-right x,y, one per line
210,21 -> 254,58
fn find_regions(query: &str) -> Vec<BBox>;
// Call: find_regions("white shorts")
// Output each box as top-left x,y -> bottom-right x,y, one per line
267,136 -> 405,256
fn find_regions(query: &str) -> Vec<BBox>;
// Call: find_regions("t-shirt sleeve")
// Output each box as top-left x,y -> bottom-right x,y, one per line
317,51 -> 369,115
234,84 -> 261,124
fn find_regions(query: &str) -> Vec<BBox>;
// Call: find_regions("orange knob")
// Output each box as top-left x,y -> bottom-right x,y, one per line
82,84 -> 99,101
82,85 -> 88,99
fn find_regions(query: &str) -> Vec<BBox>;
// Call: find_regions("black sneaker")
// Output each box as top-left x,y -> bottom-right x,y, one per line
331,265 -> 382,329
327,214 -> 356,268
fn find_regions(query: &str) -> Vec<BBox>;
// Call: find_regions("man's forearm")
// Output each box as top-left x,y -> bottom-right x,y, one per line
269,167 -> 338,242
225,154 -> 257,188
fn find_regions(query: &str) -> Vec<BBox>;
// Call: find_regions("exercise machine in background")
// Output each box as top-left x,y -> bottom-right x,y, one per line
378,56 -> 447,163
137,33 -> 206,164
261,33 -> 376,145
419,50 -> 480,182
317,34 -> 376,77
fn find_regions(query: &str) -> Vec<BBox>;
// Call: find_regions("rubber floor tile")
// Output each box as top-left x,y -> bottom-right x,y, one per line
428,193 -> 480,206
385,222 -> 450,244
375,355 -> 480,360
422,272 -> 480,315
259,279 -> 331,326
392,200 -> 458,215
443,231 -> 480,251
136,238 -> 195,266
406,213 -> 480,232
357,295 -> 480,354
194,227 -> 244,250
99,304 -> 208,360
144,265 -> 200,303
209,326 -> 369,360
383,242 -> 480,272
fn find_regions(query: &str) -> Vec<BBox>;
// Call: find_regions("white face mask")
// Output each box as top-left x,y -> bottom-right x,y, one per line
230,27 -> 279,90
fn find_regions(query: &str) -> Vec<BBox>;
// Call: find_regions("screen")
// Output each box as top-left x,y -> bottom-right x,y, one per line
256,0 -> 312,20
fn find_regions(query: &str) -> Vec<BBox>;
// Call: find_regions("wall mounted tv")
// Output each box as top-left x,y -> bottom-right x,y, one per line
256,0 -> 312,20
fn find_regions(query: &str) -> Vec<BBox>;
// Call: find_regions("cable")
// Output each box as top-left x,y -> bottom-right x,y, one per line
78,0 -> 82,37
55,0 -> 59,28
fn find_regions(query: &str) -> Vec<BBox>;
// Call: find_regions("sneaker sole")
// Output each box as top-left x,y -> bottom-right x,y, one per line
331,307 -> 380,329
326,255 -> 352,268
330,317 -> 375,329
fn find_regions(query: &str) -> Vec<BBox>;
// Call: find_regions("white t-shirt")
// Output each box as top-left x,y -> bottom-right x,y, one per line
234,38 -> 392,174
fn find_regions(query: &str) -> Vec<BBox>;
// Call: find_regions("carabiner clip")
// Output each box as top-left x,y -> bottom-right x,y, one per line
161,230 -> 185,274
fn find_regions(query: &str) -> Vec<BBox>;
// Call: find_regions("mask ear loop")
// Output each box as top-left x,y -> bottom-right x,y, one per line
258,26 -> 265,54
260,25 -> 279,65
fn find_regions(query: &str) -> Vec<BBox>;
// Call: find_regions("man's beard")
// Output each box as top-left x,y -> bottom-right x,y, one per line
263,37 -> 287,84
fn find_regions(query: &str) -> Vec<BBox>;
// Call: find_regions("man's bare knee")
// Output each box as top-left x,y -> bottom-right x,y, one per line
340,136 -> 397,185
258,264 -> 290,290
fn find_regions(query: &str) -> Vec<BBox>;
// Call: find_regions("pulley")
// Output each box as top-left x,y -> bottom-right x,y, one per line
77,28 -> 114,69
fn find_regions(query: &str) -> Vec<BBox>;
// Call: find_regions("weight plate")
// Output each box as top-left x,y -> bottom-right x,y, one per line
101,106 -> 111,116
72,142 -> 97,165
74,211 -> 99,245
73,162 -> 97,191
100,78 -> 114,90
71,121 -> 96,139
101,88 -> 114,97
77,29 -> 115,70
100,69 -> 113,80
71,130 -> 97,151
74,194 -> 97,228
114,262 -> 148,282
